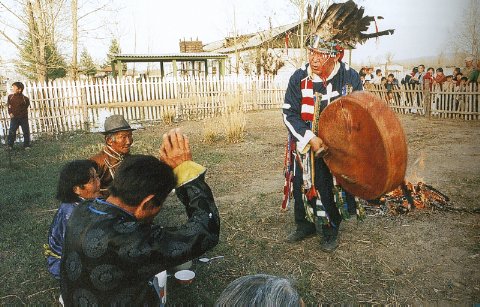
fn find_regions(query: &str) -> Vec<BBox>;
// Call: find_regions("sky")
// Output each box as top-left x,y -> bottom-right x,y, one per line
0,0 -> 470,71
106,0 -> 467,64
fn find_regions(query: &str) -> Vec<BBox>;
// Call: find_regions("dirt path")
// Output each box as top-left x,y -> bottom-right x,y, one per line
1,107 -> 478,305
162,109 -> 479,304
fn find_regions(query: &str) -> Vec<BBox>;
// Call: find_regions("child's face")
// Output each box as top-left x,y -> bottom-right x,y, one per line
12,85 -> 22,94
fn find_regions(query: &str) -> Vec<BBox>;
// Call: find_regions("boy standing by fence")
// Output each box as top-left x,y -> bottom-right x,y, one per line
7,82 -> 31,150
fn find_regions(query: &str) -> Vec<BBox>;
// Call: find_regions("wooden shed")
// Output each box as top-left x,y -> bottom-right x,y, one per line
111,53 -> 228,78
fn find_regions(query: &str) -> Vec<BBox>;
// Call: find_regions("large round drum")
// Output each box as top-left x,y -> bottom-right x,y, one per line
318,91 -> 407,200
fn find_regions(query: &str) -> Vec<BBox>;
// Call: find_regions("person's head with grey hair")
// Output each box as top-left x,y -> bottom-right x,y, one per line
215,274 -> 303,307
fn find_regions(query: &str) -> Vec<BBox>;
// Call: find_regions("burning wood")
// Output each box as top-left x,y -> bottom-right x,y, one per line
359,182 -> 451,215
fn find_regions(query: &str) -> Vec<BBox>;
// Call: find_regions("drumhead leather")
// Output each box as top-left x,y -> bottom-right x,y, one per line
318,91 -> 407,200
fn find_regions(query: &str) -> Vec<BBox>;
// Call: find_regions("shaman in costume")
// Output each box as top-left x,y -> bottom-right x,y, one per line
282,0 -> 394,251
90,115 -> 135,198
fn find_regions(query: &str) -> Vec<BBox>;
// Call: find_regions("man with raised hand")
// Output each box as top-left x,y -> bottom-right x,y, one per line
61,128 -> 220,305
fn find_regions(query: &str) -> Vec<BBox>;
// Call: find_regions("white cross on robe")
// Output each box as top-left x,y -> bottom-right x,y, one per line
321,83 -> 339,105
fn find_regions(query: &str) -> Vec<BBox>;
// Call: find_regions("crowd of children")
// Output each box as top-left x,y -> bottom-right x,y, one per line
359,56 -> 479,91
357,56 -> 479,115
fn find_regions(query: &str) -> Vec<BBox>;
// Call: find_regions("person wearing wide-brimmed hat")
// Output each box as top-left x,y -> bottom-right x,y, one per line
90,114 -> 135,197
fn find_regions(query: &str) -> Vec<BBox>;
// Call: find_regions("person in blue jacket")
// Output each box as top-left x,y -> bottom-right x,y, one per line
44,160 -> 100,279
282,37 -> 362,252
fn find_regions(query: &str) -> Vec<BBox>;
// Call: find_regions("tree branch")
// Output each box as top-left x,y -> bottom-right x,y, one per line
0,0 -> 28,26
0,29 -> 21,50
78,3 -> 109,21
0,18 -> 24,34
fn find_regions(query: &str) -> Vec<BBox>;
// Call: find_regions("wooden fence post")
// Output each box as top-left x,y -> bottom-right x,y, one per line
424,79 -> 431,118
81,83 -> 89,132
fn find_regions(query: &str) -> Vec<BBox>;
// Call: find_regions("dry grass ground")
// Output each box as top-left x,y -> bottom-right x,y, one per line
0,109 -> 479,305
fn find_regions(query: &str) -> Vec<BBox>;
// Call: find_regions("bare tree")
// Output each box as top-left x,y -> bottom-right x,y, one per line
70,0 -> 114,80
384,51 -> 394,73
1,0 -> 117,81
288,0 -> 307,67
0,0 -> 68,81
287,0 -> 331,67
233,6 -> 240,76
259,48 -> 285,76
28,1 -> 47,81
436,51 -> 446,67
455,0 -> 480,59
71,0 -> 78,80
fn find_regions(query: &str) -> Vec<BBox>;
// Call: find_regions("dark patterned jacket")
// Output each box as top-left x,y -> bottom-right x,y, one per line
60,169 -> 220,306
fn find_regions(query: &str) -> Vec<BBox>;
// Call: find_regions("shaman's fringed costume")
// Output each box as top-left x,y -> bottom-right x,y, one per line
282,62 -> 362,230
282,0 -> 394,247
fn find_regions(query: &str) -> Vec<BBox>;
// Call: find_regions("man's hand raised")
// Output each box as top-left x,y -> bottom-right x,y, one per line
159,128 -> 192,169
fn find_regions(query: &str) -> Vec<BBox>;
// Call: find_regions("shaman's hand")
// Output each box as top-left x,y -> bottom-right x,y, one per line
309,136 -> 328,157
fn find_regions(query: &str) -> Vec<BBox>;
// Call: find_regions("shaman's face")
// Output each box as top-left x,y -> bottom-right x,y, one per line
307,48 -> 339,79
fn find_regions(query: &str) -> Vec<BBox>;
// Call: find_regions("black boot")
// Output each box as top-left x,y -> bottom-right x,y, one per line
286,225 -> 316,243
320,225 -> 339,252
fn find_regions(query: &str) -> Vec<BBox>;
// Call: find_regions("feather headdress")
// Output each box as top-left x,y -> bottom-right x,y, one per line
306,0 -> 394,54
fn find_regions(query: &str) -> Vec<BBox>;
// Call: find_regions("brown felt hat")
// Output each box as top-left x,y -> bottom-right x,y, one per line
102,115 -> 135,134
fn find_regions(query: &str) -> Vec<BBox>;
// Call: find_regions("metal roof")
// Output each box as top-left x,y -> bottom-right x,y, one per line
203,20 -> 355,53
203,21 -> 301,54
112,53 -> 228,62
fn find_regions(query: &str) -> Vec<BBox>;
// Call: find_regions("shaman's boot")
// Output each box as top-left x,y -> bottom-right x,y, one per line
320,225 -> 339,252
286,226 -> 316,243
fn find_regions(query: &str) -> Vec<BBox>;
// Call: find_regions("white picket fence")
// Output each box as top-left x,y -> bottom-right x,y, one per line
2,75 -> 479,143
0,75 -> 288,140
368,82 -> 480,120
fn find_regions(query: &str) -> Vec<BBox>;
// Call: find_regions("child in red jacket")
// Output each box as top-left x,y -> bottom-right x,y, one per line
7,82 -> 31,149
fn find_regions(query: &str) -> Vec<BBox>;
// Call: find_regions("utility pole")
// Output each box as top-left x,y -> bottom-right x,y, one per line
300,0 -> 305,65
233,6 -> 239,76
72,0 -> 78,80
